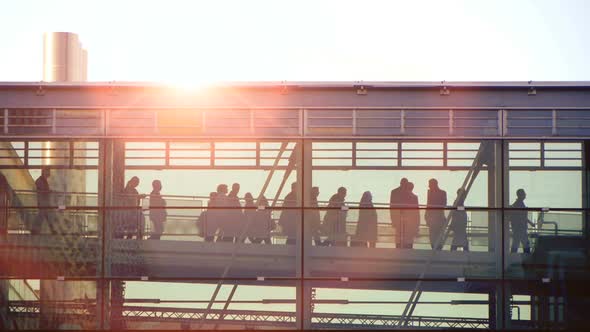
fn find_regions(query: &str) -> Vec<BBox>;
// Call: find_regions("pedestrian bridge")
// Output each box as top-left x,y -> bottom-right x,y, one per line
0,234 -> 552,283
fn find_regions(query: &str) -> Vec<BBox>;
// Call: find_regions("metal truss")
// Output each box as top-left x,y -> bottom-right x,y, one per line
8,301 -> 489,329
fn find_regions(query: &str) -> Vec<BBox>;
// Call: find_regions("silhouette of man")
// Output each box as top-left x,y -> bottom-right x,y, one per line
450,188 -> 469,251
402,182 -> 420,249
324,187 -> 348,246
510,189 -> 533,254
223,182 -> 243,243
279,182 -> 299,245
203,191 -> 218,242
390,178 -> 409,248
33,167 -> 55,235
148,180 -> 166,240
307,186 -> 323,246
121,176 -> 144,239
425,178 -> 447,250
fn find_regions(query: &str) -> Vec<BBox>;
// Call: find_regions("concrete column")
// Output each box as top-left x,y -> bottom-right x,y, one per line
39,32 -> 91,329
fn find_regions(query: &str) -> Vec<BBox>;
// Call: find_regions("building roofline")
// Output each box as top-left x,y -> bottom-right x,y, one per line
1,81 -> 590,89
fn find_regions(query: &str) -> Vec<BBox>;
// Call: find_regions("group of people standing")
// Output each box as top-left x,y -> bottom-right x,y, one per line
201,183 -> 273,244
114,176 -> 531,253
388,177 -> 468,251
113,176 -> 166,240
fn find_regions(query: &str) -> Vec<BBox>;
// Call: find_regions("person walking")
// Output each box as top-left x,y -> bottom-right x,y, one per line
401,182 -> 420,249
279,182 -> 299,245
148,180 -> 167,240
323,187 -> 348,246
33,167 -> 55,235
425,178 -> 447,250
353,191 -> 378,248
450,188 -> 469,251
509,189 -> 533,254
390,178 -> 409,248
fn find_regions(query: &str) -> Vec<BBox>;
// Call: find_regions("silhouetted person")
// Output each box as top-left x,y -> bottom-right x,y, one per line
249,195 -> 272,244
401,182 -> 420,249
324,187 -> 348,246
425,178 -> 447,250
0,172 -> 9,237
450,188 -> 469,252
243,192 -> 256,242
214,184 -> 232,242
148,180 -> 166,240
510,189 -> 533,254
390,178 -> 409,248
33,167 -> 55,235
121,176 -> 144,239
306,187 -> 323,246
202,191 -> 218,242
353,191 -> 377,248
220,182 -> 243,243
279,182 -> 299,245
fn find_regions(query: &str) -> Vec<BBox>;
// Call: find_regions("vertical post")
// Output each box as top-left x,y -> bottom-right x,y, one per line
0,279 -> 8,330
98,139 -> 125,330
449,109 -> 454,136
352,109 -> 357,136
583,140 -> 590,241
500,140 -> 511,329
51,109 -> 57,135
249,109 -> 255,135
295,139 -> 313,330
3,109 -> 8,135
400,110 -> 406,135
551,109 -> 558,136
488,139 -> 509,329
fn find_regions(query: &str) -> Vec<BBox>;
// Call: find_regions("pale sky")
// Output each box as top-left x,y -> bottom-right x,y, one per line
5,1 -> 584,324
1,0 -> 589,82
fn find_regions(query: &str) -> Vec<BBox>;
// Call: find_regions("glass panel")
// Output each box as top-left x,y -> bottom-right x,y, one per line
507,171 -> 582,209
305,280 -> 499,330
5,279 -> 98,330
504,209 -> 586,281
108,206 -> 297,278
0,207 -> 100,278
111,279 -> 297,330
111,141 -> 302,278
304,208 -> 499,279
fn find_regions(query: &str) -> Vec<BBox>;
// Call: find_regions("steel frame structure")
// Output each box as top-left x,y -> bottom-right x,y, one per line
1,82 -> 590,330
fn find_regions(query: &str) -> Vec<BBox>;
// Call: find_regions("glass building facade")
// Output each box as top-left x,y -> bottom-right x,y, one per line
0,82 -> 589,330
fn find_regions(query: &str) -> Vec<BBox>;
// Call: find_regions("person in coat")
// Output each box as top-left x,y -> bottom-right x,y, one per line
390,178 -> 409,248
279,182 -> 299,245
148,180 -> 167,240
250,195 -> 272,244
450,188 -> 469,251
306,186 -> 323,246
425,178 -> 447,250
401,182 -> 420,249
509,189 -> 533,254
121,176 -> 145,239
353,191 -> 378,248
202,191 -> 218,242
323,187 -> 348,246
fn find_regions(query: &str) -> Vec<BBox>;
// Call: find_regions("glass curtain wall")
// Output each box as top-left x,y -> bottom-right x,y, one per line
0,138 -> 585,330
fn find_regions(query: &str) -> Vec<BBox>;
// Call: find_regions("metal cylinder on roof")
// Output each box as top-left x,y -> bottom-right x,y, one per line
43,32 -> 87,82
